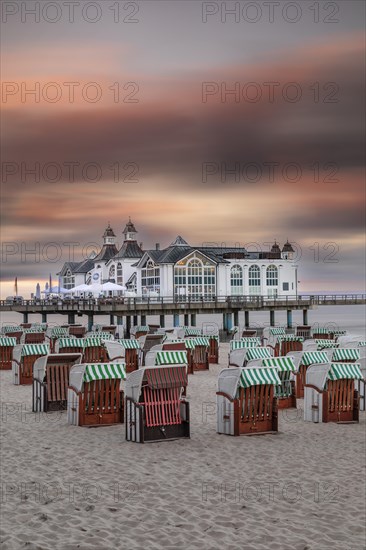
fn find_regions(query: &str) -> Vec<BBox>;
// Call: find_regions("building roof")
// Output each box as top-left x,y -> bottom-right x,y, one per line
271,241 -> 281,254
113,240 -> 144,260
93,244 -> 119,262
170,235 -> 190,247
73,258 -> 95,273
123,218 -> 137,234
282,240 -> 294,253
103,223 -> 116,238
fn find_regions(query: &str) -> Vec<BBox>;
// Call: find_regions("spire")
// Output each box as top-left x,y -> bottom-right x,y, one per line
123,218 -> 138,241
170,235 -> 190,247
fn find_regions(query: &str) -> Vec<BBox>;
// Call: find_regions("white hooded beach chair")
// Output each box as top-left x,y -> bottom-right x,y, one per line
0,337 -> 17,370
67,362 -> 126,426
185,337 -> 210,371
331,348 -> 360,363
289,350 -> 329,399
246,356 -> 297,409
125,364 -> 189,443
228,346 -> 273,368
54,337 -> 85,354
32,353 -> 82,412
105,339 -> 140,373
304,362 -> 362,423
216,366 -> 281,436
12,344 -> 49,385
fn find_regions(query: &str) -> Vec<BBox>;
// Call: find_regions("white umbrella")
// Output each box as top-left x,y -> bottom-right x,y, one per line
102,282 -> 127,291
69,284 -> 91,292
124,290 -> 137,297
88,283 -> 103,294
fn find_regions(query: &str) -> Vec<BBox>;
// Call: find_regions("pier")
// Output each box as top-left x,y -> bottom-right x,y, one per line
1,294 -> 365,332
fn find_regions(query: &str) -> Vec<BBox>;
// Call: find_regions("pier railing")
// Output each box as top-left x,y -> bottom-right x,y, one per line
1,294 -> 365,310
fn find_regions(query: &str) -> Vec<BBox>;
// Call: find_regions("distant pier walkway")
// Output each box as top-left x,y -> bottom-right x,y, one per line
1,294 -> 365,331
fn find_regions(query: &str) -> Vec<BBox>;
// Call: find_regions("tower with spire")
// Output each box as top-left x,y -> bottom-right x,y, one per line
123,217 -> 138,242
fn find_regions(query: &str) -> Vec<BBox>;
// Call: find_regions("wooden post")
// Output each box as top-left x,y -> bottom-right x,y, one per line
226,313 -> 233,331
68,312 -> 75,325
184,313 -> 189,326
234,311 -> 239,326
244,311 -> 249,328
87,314 -> 94,332
223,313 -> 227,331
303,309 -> 308,325
159,314 -> 165,328
23,312 -> 29,323
41,312 -> 47,323
125,316 -> 131,338
116,315 -> 123,325
133,315 -> 138,326
141,314 -> 146,326
190,313 -> 196,327
270,310 -> 275,327
287,310 -> 292,329
173,313 -> 180,327
110,314 -> 114,325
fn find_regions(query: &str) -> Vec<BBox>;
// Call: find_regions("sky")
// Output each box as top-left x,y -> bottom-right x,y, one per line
1,0 -> 365,297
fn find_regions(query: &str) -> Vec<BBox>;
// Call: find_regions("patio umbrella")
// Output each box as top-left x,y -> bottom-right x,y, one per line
69,283 -> 91,293
102,282 -> 127,291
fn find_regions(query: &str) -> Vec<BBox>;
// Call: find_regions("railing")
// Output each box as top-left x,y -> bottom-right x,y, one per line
1,294 -> 365,309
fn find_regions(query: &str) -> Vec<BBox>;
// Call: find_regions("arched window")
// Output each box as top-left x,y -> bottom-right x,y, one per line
266,265 -> 278,286
174,253 -> 216,300
109,265 -> 116,282
117,263 -> 123,285
248,265 -> 261,295
141,259 -> 160,293
230,265 -> 243,295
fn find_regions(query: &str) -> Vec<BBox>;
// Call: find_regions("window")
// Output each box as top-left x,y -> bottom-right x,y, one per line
230,265 -> 243,295
64,269 -> 75,290
248,265 -> 261,296
117,263 -> 123,285
266,265 -> 278,286
109,265 -> 116,282
283,282 -> 289,291
174,253 -> 216,300
141,260 -> 160,293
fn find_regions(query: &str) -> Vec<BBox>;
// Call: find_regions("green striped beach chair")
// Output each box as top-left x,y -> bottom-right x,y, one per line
185,338 -> 210,371
331,348 -> 360,363
304,362 -> 362,423
68,362 -> 126,426
294,351 -> 329,398
217,367 -> 281,435
262,357 -> 297,409
0,337 -> 17,370
12,344 -> 49,385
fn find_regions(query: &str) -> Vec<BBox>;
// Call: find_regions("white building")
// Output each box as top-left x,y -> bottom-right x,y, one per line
59,220 -> 298,298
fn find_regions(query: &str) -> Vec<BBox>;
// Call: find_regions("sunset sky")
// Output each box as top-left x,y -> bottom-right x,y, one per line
1,0 -> 365,296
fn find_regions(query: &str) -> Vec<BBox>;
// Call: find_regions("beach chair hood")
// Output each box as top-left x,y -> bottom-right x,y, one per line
125,365 -> 188,401
306,362 -> 363,391
69,362 -> 126,393
33,353 -> 82,382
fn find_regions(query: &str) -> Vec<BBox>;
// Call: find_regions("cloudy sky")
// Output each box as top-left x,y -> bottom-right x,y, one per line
1,0 -> 365,295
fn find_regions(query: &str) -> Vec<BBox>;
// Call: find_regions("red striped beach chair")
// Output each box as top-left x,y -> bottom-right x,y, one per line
125,364 -> 189,443
68,363 -> 126,426
33,353 -> 83,412
217,367 -> 280,435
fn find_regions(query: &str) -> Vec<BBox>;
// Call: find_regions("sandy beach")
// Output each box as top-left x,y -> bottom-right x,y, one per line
1,343 -> 365,550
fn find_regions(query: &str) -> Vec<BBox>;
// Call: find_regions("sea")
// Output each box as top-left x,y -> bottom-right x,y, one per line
1,306 -> 365,338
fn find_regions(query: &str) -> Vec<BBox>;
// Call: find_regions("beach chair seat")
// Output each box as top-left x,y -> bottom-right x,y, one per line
125,365 -> 189,443
32,353 -> 82,412
216,367 -> 280,436
0,337 -> 17,370
304,362 -> 362,423
68,363 -> 126,426
12,344 -> 49,385
22,331 -> 46,345
68,326 -> 86,338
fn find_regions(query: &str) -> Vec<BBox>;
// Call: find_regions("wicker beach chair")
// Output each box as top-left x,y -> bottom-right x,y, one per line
125,364 -> 189,443
295,325 -> 312,339
162,341 -> 193,374
82,337 -> 108,363
290,350 -> 329,399
46,326 -> 69,352
216,366 -> 280,436
12,344 -> 49,385
33,353 -> 82,412
139,334 -> 165,365
68,326 -> 87,338
131,326 -> 149,340
185,337 -> 210,371
331,348 -> 360,363
0,337 -> 17,370
246,356 -> 297,409
104,339 -> 140,373
21,329 -> 46,345
67,362 -> 126,426
228,345 -> 272,368
304,362 -> 362,423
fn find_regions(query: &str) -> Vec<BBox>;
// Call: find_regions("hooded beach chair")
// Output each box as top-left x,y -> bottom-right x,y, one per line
68,326 -> 86,338
104,339 -> 140,373
295,325 -> 312,339
2,326 -> 23,344
290,350 -> 329,399
21,329 -> 46,345
304,362 -> 362,423
259,357 -> 297,409
0,337 -> 17,370
82,337 -> 108,363
46,326 -> 69,352
185,337 -> 210,371
277,336 -> 303,356
228,346 -> 272,368
216,366 -> 280,436
262,327 -> 286,347
55,337 -> 85,355
131,326 -> 150,340
12,344 -> 49,385
331,348 -> 360,363
125,364 -> 189,443
162,341 -> 193,374
32,353 -> 82,412
67,362 -> 126,426
202,333 -> 220,364
139,334 -> 166,365
241,329 -> 257,338
101,325 -> 117,337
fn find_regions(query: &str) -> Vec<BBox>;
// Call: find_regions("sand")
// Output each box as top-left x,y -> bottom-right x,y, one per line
1,343 -> 365,550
